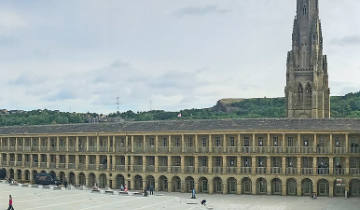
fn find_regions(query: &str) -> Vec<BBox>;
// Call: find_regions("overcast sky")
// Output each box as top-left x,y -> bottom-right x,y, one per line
0,0 -> 360,113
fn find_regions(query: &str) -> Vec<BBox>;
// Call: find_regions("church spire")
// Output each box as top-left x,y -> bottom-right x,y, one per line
285,0 -> 330,119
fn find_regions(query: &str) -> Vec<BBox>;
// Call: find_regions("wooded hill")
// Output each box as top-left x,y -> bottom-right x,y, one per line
1,91 -> 360,127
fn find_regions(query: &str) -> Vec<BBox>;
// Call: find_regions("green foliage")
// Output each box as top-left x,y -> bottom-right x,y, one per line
1,91 -> 360,127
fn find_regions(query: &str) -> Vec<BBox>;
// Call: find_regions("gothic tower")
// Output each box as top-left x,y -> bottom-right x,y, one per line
285,0 -> 330,119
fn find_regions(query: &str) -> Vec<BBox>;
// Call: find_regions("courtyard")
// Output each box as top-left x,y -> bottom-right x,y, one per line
0,182 -> 359,210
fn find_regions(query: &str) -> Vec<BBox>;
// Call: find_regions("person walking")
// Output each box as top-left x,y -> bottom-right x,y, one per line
149,185 -> 154,195
8,195 -> 14,210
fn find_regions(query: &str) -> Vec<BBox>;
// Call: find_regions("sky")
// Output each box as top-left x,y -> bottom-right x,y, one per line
0,0 -> 360,114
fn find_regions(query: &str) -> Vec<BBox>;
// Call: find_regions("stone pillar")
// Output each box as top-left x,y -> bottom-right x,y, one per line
314,134 -> 317,153
65,154 -> 69,169
329,134 -> 333,154
223,179 -> 228,194
267,133 -> 271,149
281,179 -> 287,196
143,156 -> 146,172
154,156 -> 158,173
108,136 -> 112,153
252,179 -> 256,195
66,136 -> 69,152
168,135 -> 171,153
56,136 -> 60,152
181,155 -> 185,173
125,155 -> 129,172
329,157 -> 334,176
209,134 -> 212,153
297,181 -> 302,196
223,134 -> 227,153
130,156 -> 134,172
155,135 -> 158,153
282,133 -> 286,152
47,154 -> 51,168
168,179 -> 173,193
86,136 -> 89,152
76,136 -> 79,152
345,133 -> 349,153
96,135 -> 100,152
209,178 -> 214,194
181,134 -> 185,153
237,156 -> 241,174
194,156 -> 199,173
312,179 -> 317,195
167,156 -> 171,173
267,179 -> 271,195
208,156 -> 213,174
112,155 -> 116,171
297,157 -> 301,175
15,137 -> 18,152
223,156 -> 227,175
47,137 -> 51,152
237,134 -> 241,153
313,157 -> 317,175
282,156 -> 286,175
195,135 -> 198,153
297,134 -> 301,153
56,154 -> 59,168
85,155 -> 89,170
251,156 -> 256,175
125,136 -> 129,153
237,180 -> 242,194
96,155 -> 100,170
329,183 -> 334,197
107,155 -> 111,171
252,134 -> 256,151
345,157 -> 350,175
266,156 -> 271,174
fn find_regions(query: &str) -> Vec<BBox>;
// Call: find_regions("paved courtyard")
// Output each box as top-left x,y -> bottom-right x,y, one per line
0,182 -> 359,210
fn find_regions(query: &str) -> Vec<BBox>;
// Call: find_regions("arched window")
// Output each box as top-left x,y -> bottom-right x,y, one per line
297,83 -> 304,105
303,5 -> 307,15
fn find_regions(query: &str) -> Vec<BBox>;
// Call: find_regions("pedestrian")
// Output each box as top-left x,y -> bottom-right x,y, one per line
120,184 -> 124,191
8,194 -> 14,210
149,185 -> 154,195
201,199 -> 207,206
191,188 -> 196,199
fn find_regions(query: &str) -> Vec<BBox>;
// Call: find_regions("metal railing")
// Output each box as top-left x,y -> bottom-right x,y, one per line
301,168 -> 313,175
317,168 -> 329,175
158,166 -> 168,172
271,167 -> 282,174
334,147 -> 346,154
115,147 -> 127,152
350,168 -> 360,175
99,164 -> 107,170
256,167 -> 266,174
146,165 -> 155,172
212,167 -> 223,174
99,146 -> 108,152
16,161 -> 23,166
144,147 -> 156,153
184,166 -> 195,173
88,164 -> 96,170
316,147 -> 330,154
23,146 -> 31,152
300,146 -> 313,154
226,167 -> 237,174
285,147 -> 297,153
286,167 -> 297,175
133,165 -> 143,172
240,167 -> 251,174
350,147 -> 360,153
115,165 -> 125,171
334,168 -> 345,175
171,166 -> 181,173
198,166 -> 208,174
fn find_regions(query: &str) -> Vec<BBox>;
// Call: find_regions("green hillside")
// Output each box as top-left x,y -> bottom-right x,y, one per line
1,91 -> 360,127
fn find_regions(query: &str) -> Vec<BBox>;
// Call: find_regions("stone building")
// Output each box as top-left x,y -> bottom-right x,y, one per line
285,0 -> 330,119
0,0 -> 359,197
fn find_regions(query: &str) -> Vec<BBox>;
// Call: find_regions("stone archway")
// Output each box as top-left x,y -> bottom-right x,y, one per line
198,177 -> 208,193
317,179 -> 329,196
16,169 -> 22,180
79,173 -> 86,186
350,179 -> 360,197
158,176 -> 168,192
134,175 -> 143,190
227,177 -> 237,194
0,168 -> 6,179
88,173 -> 96,188
116,174 -> 125,189
256,178 -> 267,194
69,172 -> 76,186
99,174 -> 107,188
172,176 -> 181,192
185,176 -> 195,193
213,177 -> 223,193
271,178 -> 282,195
146,175 -> 155,189
9,169 -> 14,179
333,179 -> 345,197
49,171 -> 56,179
301,178 -> 312,196
286,178 -> 297,196
242,177 -> 252,194
24,170 -> 30,182
59,171 -> 65,182
32,170 -> 38,182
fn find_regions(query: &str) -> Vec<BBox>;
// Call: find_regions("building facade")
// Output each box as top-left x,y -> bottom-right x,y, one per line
285,0 -> 330,119
0,119 -> 360,197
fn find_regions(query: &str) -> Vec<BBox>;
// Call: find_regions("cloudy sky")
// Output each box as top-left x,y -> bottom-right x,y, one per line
0,0 -> 360,113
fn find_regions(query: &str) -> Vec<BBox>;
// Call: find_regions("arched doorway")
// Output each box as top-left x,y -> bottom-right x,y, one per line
198,177 -> 208,193
16,169 -> 22,180
146,175 -> 155,189
32,170 -> 38,182
286,178 -> 297,196
69,172 -> 76,186
185,176 -> 195,193
317,179 -> 329,196
333,180 -> 345,197
350,179 -> 360,197
59,171 -> 65,183
49,171 -> 56,179
242,177 -> 252,194
227,177 -> 237,194
271,178 -> 282,195
0,168 -> 6,179
116,174 -> 125,189
158,176 -> 168,191
256,178 -> 267,194
88,173 -> 96,188
213,177 -> 222,193
79,173 -> 86,186
172,176 -> 181,192
9,169 -> 14,179
99,174 -> 107,188
41,170 -> 46,174
302,178 -> 312,196
24,170 -> 30,182
134,175 -> 143,190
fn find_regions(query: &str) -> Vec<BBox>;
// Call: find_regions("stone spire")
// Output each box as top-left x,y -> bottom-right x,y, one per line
285,0 -> 330,119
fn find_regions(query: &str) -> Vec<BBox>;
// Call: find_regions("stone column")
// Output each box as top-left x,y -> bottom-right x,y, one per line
252,133 -> 256,151
282,156 -> 286,175
56,136 -> 60,152
266,156 -> 271,174
223,134 -> 227,153
15,137 -> 18,152
66,136 -> 69,152
168,179 -> 173,193
281,179 -> 287,196
96,135 -> 100,152
181,134 -> 185,153
345,157 -> 350,175
345,133 -> 349,153
107,155 -> 111,171
195,135 -> 198,153
142,135 -> 146,153
209,134 -> 212,153
237,156 -> 241,174
86,136 -> 89,152
85,155 -> 89,170
223,156 -> 227,175
208,156 -> 213,174
267,178 -> 271,195
181,155 -> 185,173
56,154 -> 59,168
155,135 -> 159,153
329,183 -> 334,197
130,156 -> 134,172
314,134 -> 317,153
297,157 -> 301,175
96,155 -> 100,170
313,157 -> 317,175
47,154 -> 51,168
252,179 -> 256,195
297,181 -> 302,196
223,179 -> 228,194
125,136 -> 129,153
168,135 -> 171,153
143,156 -> 146,172
167,156 -> 171,173
131,136 -> 134,153
76,136 -> 79,152
154,156 -> 158,173
65,154 -> 69,169
209,178 -> 214,194
125,155 -> 129,172
267,133 -> 271,149
282,133 -> 286,152
297,134 -> 301,153
47,137 -> 51,152
251,156 -> 256,175
194,155 -> 199,174
329,134 -> 333,154
237,134 -> 241,153
112,155 -> 116,171
329,157 -> 334,176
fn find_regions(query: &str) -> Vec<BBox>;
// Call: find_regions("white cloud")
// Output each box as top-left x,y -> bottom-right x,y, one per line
0,11 -> 27,35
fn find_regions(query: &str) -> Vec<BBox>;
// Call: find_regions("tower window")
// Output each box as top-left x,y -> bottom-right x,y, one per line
303,5 -> 307,15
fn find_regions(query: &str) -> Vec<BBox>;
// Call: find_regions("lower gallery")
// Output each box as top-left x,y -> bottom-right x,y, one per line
0,118 -> 359,197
